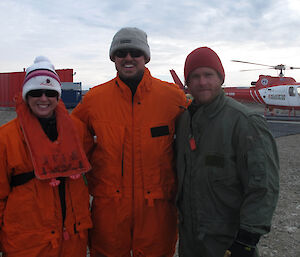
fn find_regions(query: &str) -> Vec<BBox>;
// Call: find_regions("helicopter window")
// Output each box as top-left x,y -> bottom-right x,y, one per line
289,87 -> 295,96
297,87 -> 300,96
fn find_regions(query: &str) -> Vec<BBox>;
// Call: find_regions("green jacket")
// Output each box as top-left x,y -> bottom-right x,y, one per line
176,92 -> 279,257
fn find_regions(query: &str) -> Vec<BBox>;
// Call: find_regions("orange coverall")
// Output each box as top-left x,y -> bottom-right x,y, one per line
0,108 -> 92,256
72,68 -> 188,257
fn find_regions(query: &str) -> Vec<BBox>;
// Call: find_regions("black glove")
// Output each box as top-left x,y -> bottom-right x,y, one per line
228,240 -> 255,257
228,229 -> 261,257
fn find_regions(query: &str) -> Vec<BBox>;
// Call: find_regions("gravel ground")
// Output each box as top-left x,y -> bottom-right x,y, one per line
1,106 -> 299,256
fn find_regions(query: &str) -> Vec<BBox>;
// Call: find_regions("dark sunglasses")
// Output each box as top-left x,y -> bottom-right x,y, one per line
27,89 -> 59,98
114,49 -> 144,58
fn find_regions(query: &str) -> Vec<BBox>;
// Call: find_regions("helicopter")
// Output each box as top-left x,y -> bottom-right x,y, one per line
170,60 -> 300,116
225,60 -> 300,116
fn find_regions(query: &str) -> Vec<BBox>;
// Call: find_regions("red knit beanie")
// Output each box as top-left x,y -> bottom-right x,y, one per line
184,47 -> 225,83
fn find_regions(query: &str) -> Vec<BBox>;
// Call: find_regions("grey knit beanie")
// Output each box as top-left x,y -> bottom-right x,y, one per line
109,27 -> 151,63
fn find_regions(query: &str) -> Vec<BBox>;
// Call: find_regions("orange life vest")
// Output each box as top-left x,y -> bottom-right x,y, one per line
15,95 -> 91,180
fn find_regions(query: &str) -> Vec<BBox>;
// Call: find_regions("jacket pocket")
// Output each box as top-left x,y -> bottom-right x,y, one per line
90,122 -> 125,186
206,153 -> 237,184
1,229 -> 57,252
247,148 -> 267,188
206,154 -> 242,213
72,217 -> 92,237
144,184 -> 176,206
141,123 -> 175,184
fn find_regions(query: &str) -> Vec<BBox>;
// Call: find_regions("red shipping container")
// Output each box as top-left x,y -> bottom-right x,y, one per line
0,69 -> 73,107
56,69 -> 74,83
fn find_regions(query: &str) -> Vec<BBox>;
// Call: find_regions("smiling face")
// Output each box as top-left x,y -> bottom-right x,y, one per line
27,93 -> 58,118
187,67 -> 223,105
114,49 -> 146,80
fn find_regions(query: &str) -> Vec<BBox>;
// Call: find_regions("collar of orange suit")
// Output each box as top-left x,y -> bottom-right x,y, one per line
15,94 -> 91,180
115,68 -> 152,98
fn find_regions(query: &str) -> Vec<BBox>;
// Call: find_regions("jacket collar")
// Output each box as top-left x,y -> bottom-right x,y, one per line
115,68 -> 152,101
191,91 -> 226,119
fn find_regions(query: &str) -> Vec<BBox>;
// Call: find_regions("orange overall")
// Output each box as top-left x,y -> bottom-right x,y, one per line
72,68 -> 188,257
0,100 -> 93,257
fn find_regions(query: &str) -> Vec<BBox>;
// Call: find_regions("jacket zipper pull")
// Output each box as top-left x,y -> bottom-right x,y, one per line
69,174 -> 81,180
63,227 -> 70,240
189,135 -> 197,151
49,178 -> 60,187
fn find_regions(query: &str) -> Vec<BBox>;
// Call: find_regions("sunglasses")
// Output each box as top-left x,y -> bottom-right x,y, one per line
27,89 -> 59,98
114,49 -> 144,58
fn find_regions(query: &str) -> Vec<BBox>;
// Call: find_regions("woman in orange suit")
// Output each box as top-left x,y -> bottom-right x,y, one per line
0,56 -> 92,257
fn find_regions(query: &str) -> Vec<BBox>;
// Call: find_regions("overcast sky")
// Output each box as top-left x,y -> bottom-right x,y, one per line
1,0 -> 300,89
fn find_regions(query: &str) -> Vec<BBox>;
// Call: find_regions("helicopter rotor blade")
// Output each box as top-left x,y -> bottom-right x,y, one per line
232,60 -> 300,77
231,60 -> 274,68
239,68 -> 274,72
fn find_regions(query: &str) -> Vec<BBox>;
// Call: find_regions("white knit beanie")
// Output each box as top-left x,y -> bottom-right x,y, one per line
22,56 -> 61,101
109,27 -> 151,63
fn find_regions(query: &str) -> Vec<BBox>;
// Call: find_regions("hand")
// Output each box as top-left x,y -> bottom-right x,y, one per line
224,250 -> 231,257
228,241 -> 255,257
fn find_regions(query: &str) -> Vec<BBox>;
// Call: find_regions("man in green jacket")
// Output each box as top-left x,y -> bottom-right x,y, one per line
176,47 -> 279,257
